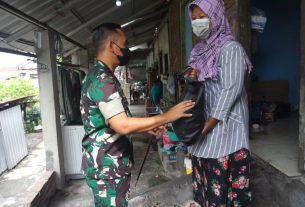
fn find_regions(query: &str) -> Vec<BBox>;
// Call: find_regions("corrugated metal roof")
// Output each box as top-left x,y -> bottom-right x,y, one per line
0,0 -> 169,56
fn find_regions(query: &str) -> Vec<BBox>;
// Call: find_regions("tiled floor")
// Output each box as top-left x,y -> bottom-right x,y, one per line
250,115 -> 301,177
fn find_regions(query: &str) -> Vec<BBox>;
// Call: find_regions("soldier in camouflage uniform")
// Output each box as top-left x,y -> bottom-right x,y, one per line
80,23 -> 195,207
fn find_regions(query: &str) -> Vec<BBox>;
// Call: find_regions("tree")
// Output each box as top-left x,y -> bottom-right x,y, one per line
0,77 -> 38,101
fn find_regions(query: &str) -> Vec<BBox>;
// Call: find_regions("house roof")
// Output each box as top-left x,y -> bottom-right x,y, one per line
0,0 -> 169,56
0,95 -> 36,110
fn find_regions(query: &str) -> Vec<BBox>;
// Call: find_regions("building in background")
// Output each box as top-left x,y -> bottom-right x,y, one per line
0,54 -> 38,87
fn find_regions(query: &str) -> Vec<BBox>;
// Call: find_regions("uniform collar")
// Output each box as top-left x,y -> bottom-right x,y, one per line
95,60 -> 105,71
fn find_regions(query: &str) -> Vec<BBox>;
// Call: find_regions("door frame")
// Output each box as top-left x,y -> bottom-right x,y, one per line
299,0 -> 305,171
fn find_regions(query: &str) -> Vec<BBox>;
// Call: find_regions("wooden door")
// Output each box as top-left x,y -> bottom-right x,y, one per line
224,0 -> 251,53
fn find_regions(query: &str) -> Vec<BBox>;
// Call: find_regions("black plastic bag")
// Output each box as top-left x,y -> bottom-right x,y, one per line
172,69 -> 205,146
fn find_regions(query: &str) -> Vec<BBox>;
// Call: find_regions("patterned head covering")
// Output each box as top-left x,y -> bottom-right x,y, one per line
188,0 -> 252,81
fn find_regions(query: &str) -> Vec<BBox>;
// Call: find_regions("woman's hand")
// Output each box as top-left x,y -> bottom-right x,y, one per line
189,68 -> 198,79
163,100 -> 195,123
202,117 -> 219,135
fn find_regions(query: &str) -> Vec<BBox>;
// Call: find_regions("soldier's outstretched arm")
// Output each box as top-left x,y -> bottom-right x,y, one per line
108,100 -> 194,135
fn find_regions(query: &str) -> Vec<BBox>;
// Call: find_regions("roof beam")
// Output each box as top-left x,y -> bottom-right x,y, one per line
0,47 -> 36,58
122,5 -> 168,29
0,0 -> 37,30
56,0 -> 88,13
59,0 -> 92,32
0,0 -> 54,31
2,0 -> 93,44
128,34 -> 154,48
66,0 -> 165,38
51,0 -> 110,30
128,32 -> 154,43
4,25 -> 36,43
0,31 -> 34,46
0,0 -> 85,49
63,46 -> 80,57
66,0 -> 133,37
126,19 -> 161,38
121,0 -> 165,27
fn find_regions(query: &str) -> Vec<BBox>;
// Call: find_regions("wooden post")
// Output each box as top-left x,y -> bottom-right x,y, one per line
298,0 -> 305,171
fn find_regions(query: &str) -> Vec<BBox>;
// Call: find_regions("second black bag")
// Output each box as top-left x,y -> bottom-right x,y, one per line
172,74 -> 205,146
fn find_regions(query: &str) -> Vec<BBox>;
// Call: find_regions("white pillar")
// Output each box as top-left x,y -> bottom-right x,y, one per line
71,52 -> 80,65
79,49 -> 89,68
71,49 -> 89,68
35,30 -> 65,189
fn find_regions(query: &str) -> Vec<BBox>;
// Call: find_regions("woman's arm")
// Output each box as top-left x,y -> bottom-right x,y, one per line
202,43 -> 246,134
202,117 -> 219,134
210,43 -> 246,121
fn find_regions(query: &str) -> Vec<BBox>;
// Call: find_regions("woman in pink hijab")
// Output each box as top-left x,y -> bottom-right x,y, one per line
187,0 -> 252,206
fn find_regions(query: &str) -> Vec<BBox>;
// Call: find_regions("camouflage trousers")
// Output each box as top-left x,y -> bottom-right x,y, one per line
85,175 -> 131,207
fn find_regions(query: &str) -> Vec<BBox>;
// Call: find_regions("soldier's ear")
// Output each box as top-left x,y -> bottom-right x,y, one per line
108,41 -> 116,54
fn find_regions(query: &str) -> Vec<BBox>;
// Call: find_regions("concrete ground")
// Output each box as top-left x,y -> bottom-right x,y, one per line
0,132 -> 47,207
49,105 -> 172,206
250,115 -> 305,207
1,107 -> 305,207
48,113 -> 305,207
47,135 -> 294,207
48,133 -> 173,207
251,153 -> 305,207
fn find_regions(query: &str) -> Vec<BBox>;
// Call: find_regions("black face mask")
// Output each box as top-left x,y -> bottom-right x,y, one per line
112,42 -> 131,66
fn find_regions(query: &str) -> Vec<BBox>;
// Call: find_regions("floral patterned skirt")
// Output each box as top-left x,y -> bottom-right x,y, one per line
191,148 -> 252,207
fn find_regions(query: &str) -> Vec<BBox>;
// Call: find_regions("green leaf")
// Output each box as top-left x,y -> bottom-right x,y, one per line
0,77 -> 38,101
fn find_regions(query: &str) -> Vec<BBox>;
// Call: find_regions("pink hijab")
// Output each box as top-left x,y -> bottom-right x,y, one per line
188,0 -> 252,81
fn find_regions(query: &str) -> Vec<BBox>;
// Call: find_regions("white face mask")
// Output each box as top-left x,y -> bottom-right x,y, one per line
191,18 -> 211,39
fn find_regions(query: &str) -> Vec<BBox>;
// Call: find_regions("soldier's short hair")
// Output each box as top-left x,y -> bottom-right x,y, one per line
92,23 -> 121,55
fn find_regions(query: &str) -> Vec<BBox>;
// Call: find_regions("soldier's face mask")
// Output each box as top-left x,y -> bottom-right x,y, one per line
112,41 -> 131,66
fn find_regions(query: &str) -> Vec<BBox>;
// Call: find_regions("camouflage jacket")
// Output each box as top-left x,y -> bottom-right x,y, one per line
80,61 -> 132,180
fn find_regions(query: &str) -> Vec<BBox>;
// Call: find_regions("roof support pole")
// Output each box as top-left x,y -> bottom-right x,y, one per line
35,30 -> 65,189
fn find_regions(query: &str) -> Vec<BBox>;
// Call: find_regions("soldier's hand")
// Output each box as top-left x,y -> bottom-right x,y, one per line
148,125 -> 166,137
164,100 -> 195,123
